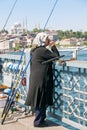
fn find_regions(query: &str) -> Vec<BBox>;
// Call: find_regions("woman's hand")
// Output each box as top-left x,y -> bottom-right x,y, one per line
49,41 -> 55,47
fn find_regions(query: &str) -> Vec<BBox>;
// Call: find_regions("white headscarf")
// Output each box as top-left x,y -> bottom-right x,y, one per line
32,32 -> 49,46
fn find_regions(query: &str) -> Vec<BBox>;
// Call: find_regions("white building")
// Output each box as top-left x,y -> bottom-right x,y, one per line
60,38 -> 77,46
10,22 -> 24,34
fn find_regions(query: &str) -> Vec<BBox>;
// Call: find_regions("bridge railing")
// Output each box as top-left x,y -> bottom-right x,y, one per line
0,51 -> 87,129
48,60 -> 87,130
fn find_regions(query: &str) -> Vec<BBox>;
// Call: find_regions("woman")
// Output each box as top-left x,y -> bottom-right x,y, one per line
25,32 -> 60,127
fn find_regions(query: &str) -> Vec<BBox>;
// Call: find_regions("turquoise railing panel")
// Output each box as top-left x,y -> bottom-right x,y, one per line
48,61 -> 87,130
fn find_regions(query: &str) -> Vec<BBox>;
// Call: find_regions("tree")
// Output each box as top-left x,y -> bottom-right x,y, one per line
83,42 -> 87,46
0,29 -> 8,34
32,28 -> 41,33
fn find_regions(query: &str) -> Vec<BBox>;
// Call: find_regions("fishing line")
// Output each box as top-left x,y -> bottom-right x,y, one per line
2,0 -> 18,31
43,0 -> 59,30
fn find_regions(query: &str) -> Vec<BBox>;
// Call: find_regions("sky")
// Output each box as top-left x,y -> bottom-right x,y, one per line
0,0 -> 87,32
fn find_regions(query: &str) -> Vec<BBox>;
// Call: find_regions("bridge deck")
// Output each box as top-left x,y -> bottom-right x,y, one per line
0,108 -> 68,130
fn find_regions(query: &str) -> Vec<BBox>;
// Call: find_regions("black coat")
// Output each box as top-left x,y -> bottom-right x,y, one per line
25,45 -> 60,108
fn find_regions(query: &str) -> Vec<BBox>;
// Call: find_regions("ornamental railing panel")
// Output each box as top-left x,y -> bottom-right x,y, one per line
48,61 -> 87,130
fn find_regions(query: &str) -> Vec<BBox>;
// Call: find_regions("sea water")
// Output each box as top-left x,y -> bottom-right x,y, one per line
59,49 -> 87,61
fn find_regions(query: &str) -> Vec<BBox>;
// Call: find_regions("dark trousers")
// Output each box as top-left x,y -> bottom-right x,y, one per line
34,107 -> 46,126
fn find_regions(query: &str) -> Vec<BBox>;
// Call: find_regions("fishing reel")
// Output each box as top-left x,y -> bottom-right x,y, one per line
15,92 -> 20,102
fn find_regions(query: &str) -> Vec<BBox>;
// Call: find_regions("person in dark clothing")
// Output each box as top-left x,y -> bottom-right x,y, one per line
25,32 -> 60,127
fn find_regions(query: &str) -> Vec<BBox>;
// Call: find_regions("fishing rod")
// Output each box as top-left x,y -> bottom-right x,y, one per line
1,52 -> 32,125
1,58 -> 25,125
42,55 -> 65,64
1,44 -> 31,121
1,46 -> 25,118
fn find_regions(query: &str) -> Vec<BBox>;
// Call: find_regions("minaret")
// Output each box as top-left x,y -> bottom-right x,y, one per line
25,16 -> 28,34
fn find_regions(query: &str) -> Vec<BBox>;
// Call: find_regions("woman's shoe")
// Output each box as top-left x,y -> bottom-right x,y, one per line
34,121 -> 48,127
